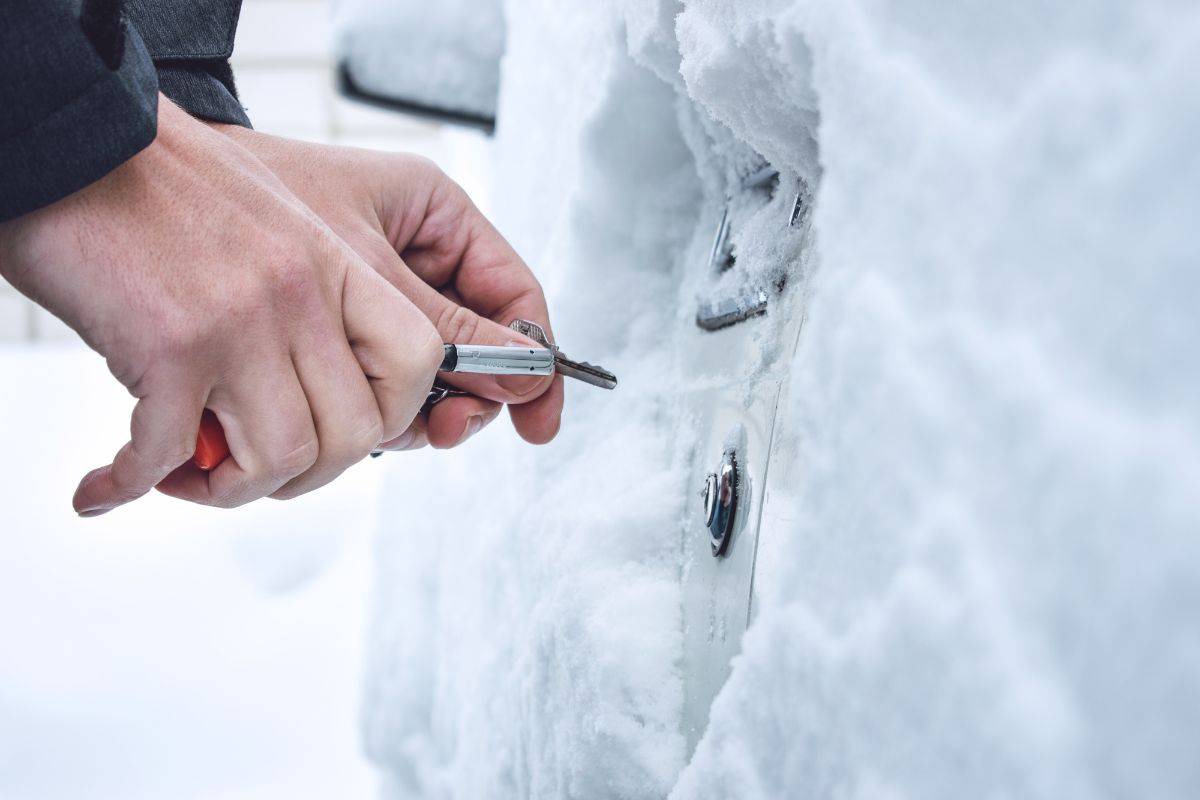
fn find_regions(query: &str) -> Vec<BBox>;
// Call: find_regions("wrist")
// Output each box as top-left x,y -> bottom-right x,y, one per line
1,96 -> 197,289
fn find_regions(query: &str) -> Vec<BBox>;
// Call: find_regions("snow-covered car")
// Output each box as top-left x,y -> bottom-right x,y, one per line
336,1 -> 1200,797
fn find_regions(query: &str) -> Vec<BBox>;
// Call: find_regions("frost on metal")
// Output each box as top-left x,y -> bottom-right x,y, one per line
363,0 -> 1200,798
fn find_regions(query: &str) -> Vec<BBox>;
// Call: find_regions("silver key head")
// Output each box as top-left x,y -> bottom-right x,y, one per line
509,319 -> 618,390
447,343 -> 555,375
509,318 -> 553,349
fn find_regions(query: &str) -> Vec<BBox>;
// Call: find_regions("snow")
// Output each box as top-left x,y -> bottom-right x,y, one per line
0,347 -> 378,799
362,0 -> 1200,797
674,2 -> 1200,797
333,0 -> 505,120
362,5 -> 699,797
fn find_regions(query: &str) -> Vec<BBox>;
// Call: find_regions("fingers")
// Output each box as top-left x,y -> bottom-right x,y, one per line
375,394 -> 501,452
271,332 -> 381,501
155,359 -> 318,507
396,183 -> 550,332
158,264 -> 441,506
507,375 -> 565,445
378,261 -> 548,399
377,415 -> 428,452
343,264 -> 443,437
374,254 -> 564,444
74,379 -> 207,516
425,278 -> 564,445
271,265 -> 440,499
382,173 -> 564,442
426,395 -> 502,448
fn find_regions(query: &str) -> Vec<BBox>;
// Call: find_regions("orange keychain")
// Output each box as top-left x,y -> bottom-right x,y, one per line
193,410 -> 230,471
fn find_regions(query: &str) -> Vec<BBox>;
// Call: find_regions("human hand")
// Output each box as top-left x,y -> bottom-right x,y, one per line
206,127 -> 564,451
0,97 -> 443,514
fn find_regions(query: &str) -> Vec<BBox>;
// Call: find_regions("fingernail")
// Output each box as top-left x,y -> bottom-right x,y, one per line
378,430 -> 416,451
77,506 -> 111,518
459,415 -> 484,444
496,339 -> 549,398
497,374 -> 544,397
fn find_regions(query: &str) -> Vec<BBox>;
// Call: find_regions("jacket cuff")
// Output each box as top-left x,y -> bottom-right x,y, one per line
0,25 -> 158,222
125,0 -> 250,127
157,63 -> 251,127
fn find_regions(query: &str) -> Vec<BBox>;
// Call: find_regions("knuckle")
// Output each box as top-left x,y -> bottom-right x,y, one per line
352,416 -> 385,455
108,471 -> 148,504
211,490 -> 249,510
129,436 -> 190,475
264,258 -> 323,312
326,413 -> 384,463
159,443 -> 194,472
359,238 -> 404,276
414,321 -> 445,375
315,413 -> 384,469
207,480 -> 248,509
269,485 -> 302,502
435,304 -> 480,349
268,437 -> 319,480
406,154 -> 443,181
105,356 -> 143,390
379,405 -> 414,443
157,312 -> 206,357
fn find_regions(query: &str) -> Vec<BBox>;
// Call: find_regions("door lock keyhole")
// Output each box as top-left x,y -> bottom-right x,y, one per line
702,448 -> 739,557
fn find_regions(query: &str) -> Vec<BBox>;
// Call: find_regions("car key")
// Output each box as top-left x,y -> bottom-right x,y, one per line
438,341 -> 555,375
369,325 -> 616,457
509,319 -> 618,390
367,342 -> 556,458
194,326 -> 613,469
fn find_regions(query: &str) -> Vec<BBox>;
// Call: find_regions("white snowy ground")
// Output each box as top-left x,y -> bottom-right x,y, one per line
360,0 -> 1200,798
0,347 -> 377,799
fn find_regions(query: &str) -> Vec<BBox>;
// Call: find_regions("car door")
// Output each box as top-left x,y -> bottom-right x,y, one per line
675,159 -> 815,753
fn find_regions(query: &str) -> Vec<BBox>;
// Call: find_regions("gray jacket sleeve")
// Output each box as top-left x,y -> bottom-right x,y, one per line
125,0 -> 250,127
0,0 -> 249,223
0,0 -> 159,222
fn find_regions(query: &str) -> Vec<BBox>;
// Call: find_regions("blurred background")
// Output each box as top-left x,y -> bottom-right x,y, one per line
0,1 -> 490,797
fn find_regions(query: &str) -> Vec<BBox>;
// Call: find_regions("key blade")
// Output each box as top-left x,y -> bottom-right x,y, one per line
555,355 -> 618,390
509,319 -> 618,389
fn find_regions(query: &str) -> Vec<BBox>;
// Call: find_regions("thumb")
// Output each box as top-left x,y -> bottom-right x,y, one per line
382,254 -> 555,404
